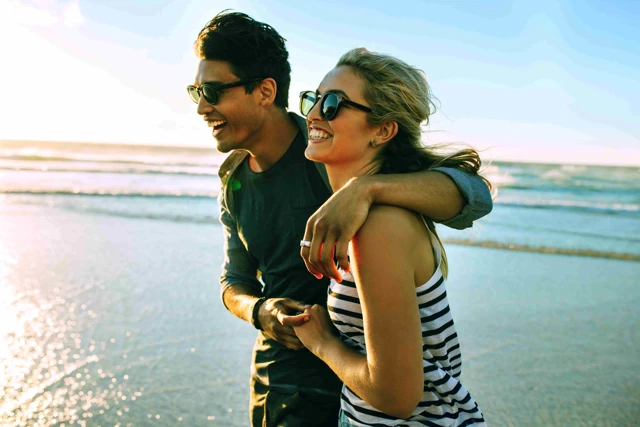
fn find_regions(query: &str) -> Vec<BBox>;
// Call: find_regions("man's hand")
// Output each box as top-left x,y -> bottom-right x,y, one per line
257,298 -> 311,350
300,177 -> 373,281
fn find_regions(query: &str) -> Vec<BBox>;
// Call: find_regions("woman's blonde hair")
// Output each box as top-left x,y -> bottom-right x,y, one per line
337,48 -> 492,277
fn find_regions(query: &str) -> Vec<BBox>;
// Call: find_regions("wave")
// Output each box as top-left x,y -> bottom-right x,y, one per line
442,239 -> 640,262
495,199 -> 639,216
0,154 -> 219,168
0,165 -> 219,177
11,195 -> 640,261
61,208 -> 221,224
4,198 -> 221,224
489,221 -> 640,243
5,196 -> 638,261
0,190 -> 218,198
496,182 -> 639,192
3,189 -> 636,217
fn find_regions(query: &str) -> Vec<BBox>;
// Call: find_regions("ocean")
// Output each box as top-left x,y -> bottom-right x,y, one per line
1,140 -> 639,426
2,140 -> 638,260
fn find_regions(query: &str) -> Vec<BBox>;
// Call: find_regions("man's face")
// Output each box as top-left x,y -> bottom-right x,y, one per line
193,60 -> 262,153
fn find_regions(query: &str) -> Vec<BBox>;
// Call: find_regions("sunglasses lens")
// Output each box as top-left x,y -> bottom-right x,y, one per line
200,85 -> 219,105
300,92 -> 317,117
321,93 -> 339,120
187,86 -> 200,104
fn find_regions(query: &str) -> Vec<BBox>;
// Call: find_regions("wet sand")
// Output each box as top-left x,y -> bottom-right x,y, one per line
1,203 -> 638,426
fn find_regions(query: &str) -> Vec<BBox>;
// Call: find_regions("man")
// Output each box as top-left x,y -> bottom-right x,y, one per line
188,11 -> 492,427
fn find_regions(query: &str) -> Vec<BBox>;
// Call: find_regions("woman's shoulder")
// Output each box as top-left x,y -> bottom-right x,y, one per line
353,206 -> 435,285
355,205 -> 425,250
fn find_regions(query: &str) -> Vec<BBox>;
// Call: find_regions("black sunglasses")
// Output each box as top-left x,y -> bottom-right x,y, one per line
187,78 -> 265,105
299,90 -> 372,121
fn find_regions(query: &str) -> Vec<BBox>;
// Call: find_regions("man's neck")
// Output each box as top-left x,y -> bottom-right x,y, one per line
247,110 -> 299,173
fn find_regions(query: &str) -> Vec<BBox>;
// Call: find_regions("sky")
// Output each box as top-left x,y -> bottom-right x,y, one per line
0,0 -> 638,166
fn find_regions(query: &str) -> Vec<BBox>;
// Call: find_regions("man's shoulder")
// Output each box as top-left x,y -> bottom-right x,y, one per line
218,150 -> 248,185
289,112 -> 308,140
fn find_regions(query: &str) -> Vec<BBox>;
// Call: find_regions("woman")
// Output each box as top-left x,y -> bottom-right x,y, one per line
293,48 -> 488,426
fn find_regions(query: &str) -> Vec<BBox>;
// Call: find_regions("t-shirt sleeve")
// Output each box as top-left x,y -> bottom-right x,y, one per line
430,166 -> 493,230
218,187 -> 263,305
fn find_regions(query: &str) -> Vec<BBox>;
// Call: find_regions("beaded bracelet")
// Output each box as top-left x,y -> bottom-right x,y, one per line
251,297 -> 267,330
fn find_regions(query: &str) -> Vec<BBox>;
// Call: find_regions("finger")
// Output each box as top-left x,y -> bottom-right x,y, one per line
308,239 -> 327,278
302,219 -> 324,279
334,237 -> 351,275
280,298 -> 312,312
280,312 -> 310,327
276,305 -> 309,326
276,328 -> 305,350
300,246 -> 323,279
275,309 -> 295,326
308,220 -> 330,278
319,232 -> 341,281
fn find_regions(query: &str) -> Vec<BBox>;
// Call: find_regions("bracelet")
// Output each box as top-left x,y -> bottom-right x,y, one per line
251,297 -> 267,331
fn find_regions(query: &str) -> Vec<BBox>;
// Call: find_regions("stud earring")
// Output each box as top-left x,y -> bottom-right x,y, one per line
370,139 -> 377,147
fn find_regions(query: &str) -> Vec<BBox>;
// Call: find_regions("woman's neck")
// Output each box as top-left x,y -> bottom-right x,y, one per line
326,159 -> 382,191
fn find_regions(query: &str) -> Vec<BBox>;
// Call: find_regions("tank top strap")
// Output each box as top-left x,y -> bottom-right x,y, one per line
419,215 -> 443,268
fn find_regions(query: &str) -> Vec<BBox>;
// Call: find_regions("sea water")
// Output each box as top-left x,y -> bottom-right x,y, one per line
1,141 -> 638,426
2,141 -> 637,259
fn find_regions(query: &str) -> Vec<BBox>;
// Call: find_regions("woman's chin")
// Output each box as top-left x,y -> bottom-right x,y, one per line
304,145 -> 328,163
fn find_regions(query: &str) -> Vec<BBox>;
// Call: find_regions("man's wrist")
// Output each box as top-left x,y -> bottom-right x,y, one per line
250,297 -> 267,330
350,175 -> 377,206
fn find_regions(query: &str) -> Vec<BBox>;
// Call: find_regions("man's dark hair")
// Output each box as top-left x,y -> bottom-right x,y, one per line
194,10 -> 291,109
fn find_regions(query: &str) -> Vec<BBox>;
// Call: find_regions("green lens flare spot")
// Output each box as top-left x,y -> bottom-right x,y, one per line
230,179 -> 242,191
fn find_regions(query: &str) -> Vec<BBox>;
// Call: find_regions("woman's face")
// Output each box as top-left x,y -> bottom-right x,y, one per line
305,66 -> 378,167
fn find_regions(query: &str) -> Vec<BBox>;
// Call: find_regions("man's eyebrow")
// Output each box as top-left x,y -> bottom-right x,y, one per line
195,80 -> 225,87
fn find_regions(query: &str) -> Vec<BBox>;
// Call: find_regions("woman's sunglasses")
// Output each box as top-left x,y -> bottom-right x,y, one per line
187,78 -> 265,105
299,90 -> 372,121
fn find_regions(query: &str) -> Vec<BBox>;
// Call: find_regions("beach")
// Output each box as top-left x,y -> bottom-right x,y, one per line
1,201 -> 639,426
1,141 -> 639,426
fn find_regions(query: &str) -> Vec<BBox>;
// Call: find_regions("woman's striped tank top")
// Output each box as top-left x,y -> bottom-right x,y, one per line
327,229 -> 486,426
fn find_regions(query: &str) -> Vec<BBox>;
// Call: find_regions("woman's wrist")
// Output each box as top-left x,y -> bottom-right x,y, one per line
312,333 -> 341,360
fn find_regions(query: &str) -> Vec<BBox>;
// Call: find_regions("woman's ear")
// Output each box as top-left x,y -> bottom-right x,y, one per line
374,121 -> 398,147
257,78 -> 277,105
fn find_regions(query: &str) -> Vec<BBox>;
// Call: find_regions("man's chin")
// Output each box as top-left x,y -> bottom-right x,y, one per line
215,139 -> 233,153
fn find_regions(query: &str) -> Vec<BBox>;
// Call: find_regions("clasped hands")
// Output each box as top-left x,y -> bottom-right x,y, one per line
257,297 -> 335,353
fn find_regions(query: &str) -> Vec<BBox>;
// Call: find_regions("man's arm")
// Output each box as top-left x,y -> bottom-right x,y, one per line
300,168 -> 492,280
219,190 -> 309,350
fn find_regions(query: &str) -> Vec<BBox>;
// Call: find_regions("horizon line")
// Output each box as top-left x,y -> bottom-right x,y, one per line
1,138 -> 638,169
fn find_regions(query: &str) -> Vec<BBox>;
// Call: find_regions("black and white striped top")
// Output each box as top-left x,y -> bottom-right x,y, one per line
327,229 -> 486,426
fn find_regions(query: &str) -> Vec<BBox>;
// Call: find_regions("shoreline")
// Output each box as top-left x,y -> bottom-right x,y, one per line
443,238 -> 640,262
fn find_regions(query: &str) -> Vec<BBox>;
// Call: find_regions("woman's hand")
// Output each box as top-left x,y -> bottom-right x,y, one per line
292,304 -> 337,356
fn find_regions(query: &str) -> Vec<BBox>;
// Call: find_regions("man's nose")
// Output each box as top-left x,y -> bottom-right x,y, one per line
196,94 -> 213,115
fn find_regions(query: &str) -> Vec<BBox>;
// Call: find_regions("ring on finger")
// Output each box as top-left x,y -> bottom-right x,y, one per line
299,240 -> 311,248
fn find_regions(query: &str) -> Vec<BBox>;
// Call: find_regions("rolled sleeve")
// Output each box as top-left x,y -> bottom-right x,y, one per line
431,167 -> 493,230
219,188 -> 262,306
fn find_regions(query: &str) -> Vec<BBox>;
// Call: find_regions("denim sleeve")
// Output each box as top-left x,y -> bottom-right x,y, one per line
218,188 -> 262,306
431,167 -> 493,230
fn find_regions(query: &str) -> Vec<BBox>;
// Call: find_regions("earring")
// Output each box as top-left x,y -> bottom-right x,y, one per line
369,139 -> 377,147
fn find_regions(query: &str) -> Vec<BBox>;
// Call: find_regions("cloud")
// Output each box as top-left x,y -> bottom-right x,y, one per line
62,1 -> 84,27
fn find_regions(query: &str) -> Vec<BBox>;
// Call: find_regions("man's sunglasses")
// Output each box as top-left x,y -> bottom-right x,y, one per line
299,90 -> 372,121
187,78 -> 265,105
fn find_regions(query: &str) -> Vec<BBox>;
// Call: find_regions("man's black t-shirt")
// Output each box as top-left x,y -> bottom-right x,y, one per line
226,131 -> 341,394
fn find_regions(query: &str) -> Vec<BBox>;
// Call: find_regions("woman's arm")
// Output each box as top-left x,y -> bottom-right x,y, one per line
295,206 -> 430,418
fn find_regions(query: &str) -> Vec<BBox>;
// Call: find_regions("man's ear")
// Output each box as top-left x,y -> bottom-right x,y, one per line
256,78 -> 277,105
374,121 -> 398,147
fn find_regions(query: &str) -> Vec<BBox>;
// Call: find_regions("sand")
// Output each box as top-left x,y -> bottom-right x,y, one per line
1,202 -> 638,426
